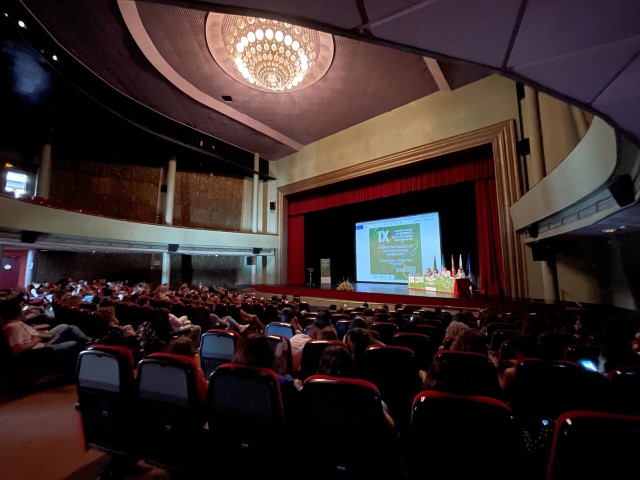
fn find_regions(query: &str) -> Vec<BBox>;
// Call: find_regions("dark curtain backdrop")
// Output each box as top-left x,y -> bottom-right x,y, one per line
286,145 -> 506,296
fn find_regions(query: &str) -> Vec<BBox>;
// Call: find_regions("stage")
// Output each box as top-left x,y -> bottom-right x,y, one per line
249,282 -> 557,315
250,281 -> 488,312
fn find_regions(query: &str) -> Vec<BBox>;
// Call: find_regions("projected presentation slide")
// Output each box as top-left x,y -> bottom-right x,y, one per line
355,212 -> 442,284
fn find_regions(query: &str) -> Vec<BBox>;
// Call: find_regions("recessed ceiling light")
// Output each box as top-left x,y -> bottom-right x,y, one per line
602,228 -> 617,233
17,20 -> 26,28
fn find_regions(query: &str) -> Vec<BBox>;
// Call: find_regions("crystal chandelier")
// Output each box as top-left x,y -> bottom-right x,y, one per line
223,16 -> 320,92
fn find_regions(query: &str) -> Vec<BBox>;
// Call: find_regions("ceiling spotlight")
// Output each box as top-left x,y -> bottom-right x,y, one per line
17,20 -> 26,28
52,54 -> 58,61
602,228 -> 617,234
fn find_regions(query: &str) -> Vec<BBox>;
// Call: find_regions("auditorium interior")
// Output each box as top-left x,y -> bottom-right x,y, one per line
1,1 -> 640,480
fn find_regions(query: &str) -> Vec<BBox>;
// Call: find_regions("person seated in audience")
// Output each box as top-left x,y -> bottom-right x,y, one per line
348,316 -> 367,332
424,267 -> 433,277
168,312 -> 202,350
449,328 -> 488,355
572,312 -> 604,344
160,336 -> 209,409
455,267 -> 466,278
231,333 -> 299,424
441,319 -> 470,350
344,326 -> 384,374
91,306 -> 136,349
311,344 -> 396,429
290,310 -> 337,373
1,292 -> 92,367
239,308 -> 266,334
279,306 -> 304,334
597,319 -> 640,374
209,312 -> 251,333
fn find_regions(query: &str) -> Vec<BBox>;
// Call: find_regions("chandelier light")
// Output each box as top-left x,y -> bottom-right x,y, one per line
222,16 -> 321,92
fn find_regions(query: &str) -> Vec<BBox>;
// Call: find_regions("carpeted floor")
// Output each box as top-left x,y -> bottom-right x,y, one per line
0,382 -> 170,480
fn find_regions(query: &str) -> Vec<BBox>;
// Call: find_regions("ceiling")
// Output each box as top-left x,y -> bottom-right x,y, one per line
2,0 -> 640,241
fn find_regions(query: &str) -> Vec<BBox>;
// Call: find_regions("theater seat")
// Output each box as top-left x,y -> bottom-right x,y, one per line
546,410 -> 640,480
199,329 -> 240,379
297,375 -> 400,478
136,353 -> 207,476
207,363 -> 286,472
76,345 -> 138,457
408,390 -> 532,480
264,321 -> 296,339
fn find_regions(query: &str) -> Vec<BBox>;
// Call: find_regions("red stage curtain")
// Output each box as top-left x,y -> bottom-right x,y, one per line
287,153 -> 505,295
288,156 -> 494,216
287,215 -> 305,284
475,178 -> 505,296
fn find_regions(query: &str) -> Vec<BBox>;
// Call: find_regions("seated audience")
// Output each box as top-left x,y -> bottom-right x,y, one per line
1,292 -> 91,368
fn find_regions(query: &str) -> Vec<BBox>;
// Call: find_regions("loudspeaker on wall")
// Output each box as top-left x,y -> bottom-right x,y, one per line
20,230 -> 40,244
530,243 -> 552,262
609,174 -> 635,207
168,243 -> 179,252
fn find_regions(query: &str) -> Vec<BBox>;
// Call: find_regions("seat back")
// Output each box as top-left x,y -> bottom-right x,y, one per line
298,340 -> 348,381
428,350 -> 503,399
408,390 -> 531,480
207,363 -> 285,469
489,328 -> 523,352
505,358 -> 609,425
335,319 -> 352,339
392,332 -> 437,371
537,331 -> 580,360
199,330 -> 240,379
363,344 -> 422,433
264,321 -> 296,339
298,375 -> 399,478
369,321 -> 399,344
136,353 -> 206,475
607,365 -> 640,414
76,345 -> 138,457
546,410 -> 640,480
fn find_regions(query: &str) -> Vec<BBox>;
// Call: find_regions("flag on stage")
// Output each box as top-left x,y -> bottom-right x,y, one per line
459,253 -> 463,271
433,255 -> 437,272
441,254 -> 445,272
451,253 -> 455,273
466,254 -> 475,285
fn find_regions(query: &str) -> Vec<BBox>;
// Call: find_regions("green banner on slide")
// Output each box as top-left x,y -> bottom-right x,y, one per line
369,223 -> 422,281
408,275 -> 455,293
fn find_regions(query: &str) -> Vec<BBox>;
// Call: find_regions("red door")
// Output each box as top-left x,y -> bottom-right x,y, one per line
0,256 -> 21,290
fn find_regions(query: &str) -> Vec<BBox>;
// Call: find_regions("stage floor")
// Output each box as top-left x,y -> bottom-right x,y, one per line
250,282 -> 555,315
250,281 -> 483,312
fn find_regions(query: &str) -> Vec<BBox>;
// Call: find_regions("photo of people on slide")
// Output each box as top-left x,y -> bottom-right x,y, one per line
369,223 -> 422,280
